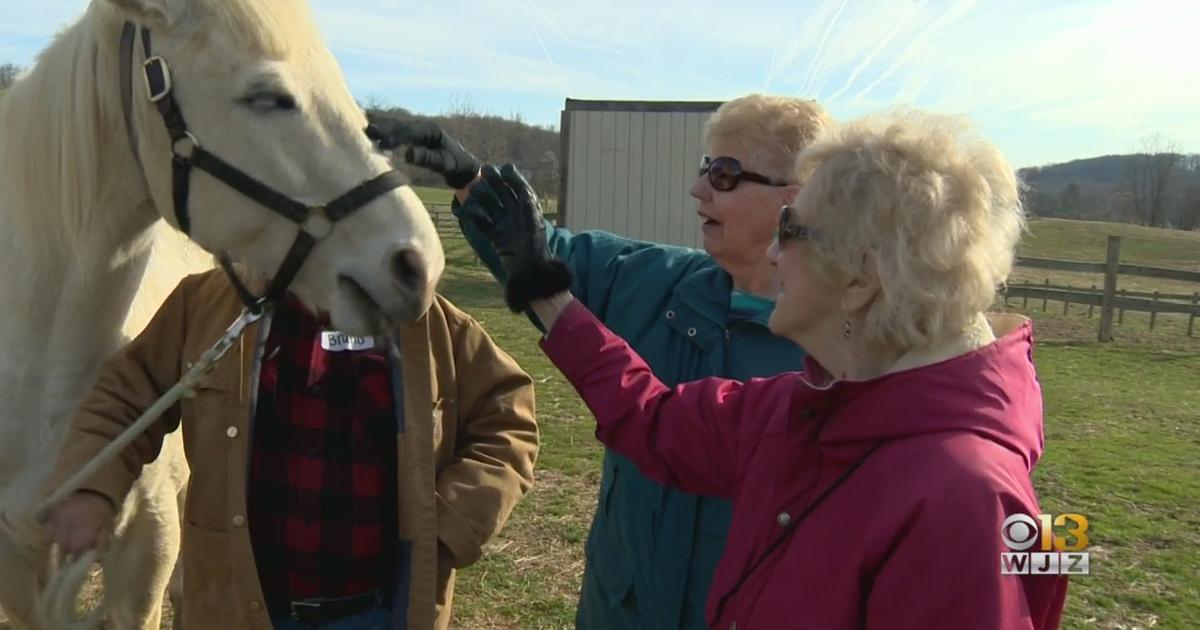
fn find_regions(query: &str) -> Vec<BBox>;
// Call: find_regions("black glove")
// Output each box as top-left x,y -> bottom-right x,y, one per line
365,115 -> 480,189
460,164 -> 573,312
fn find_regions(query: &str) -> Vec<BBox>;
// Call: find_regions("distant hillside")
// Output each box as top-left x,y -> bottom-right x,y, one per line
1021,155 -> 1135,188
1019,153 -> 1200,230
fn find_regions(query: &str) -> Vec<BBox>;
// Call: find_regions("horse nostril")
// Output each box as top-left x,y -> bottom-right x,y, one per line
390,247 -> 427,294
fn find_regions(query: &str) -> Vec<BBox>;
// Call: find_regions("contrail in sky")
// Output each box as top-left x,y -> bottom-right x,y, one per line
797,0 -> 850,97
824,2 -> 921,102
849,0 -> 978,102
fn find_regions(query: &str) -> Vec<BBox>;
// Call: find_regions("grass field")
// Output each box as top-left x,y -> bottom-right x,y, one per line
4,217 -> 1195,630
413,185 -> 456,206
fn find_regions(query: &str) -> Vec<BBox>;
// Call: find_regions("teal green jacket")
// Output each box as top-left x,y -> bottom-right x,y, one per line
458,214 -> 805,629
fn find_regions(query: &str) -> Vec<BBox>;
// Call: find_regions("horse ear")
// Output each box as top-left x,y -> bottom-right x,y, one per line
102,0 -> 188,25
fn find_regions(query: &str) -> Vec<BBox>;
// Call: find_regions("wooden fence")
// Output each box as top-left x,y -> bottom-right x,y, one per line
1002,236 -> 1200,340
427,211 -> 1198,341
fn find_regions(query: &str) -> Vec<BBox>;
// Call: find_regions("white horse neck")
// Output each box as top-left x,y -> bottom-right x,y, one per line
0,6 -> 209,498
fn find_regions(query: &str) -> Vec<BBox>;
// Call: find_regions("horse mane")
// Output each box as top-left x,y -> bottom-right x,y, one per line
201,0 -> 318,58
0,5 -> 123,253
0,0 -> 320,251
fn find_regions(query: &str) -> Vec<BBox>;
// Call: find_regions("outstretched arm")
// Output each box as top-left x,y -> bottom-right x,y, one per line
532,295 -> 793,498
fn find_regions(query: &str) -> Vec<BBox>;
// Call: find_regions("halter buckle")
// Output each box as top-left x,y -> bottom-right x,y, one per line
302,206 -> 334,240
142,56 -> 173,103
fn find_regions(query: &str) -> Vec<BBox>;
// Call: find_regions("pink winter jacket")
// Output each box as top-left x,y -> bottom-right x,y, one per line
542,300 -> 1068,629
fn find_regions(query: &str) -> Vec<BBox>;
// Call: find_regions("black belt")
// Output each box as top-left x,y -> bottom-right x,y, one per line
286,589 -> 383,625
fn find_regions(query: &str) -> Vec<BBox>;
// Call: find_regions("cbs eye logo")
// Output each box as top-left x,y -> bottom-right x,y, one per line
1000,513 -> 1090,575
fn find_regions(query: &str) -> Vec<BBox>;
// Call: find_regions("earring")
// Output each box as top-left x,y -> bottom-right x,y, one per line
843,313 -> 852,340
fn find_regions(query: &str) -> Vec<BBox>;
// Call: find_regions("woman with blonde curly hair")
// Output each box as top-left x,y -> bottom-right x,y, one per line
467,109 -> 1069,628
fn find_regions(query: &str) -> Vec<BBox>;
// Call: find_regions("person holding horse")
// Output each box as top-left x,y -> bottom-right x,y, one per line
370,94 -> 831,629
43,272 -> 540,630
33,2 -> 539,629
464,109 -> 1070,628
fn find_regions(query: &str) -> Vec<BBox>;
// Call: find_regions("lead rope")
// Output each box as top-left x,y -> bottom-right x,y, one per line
0,307 -> 264,629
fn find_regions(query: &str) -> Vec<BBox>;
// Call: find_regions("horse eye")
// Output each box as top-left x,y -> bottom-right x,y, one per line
241,93 -> 297,113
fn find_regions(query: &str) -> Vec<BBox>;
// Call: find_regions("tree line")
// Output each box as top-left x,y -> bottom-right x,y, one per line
1020,134 -> 1200,231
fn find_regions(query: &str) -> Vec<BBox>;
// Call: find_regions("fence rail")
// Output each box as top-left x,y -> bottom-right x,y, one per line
1008,282 -> 1198,302
1017,256 -> 1200,283
1010,236 -> 1200,339
1002,286 -> 1200,316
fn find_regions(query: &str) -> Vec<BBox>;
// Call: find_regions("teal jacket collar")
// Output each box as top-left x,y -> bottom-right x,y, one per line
672,263 -> 775,329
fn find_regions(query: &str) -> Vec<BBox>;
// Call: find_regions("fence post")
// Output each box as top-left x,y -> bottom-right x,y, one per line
1097,236 -> 1121,342
1149,291 -> 1159,330
1042,278 -> 1050,311
1189,293 -> 1198,337
1021,282 -> 1028,309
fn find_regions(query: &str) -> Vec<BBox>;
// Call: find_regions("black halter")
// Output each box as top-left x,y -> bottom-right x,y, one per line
119,22 -> 406,313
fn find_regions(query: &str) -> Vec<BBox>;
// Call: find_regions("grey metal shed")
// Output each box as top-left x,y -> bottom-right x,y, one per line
557,99 -> 722,249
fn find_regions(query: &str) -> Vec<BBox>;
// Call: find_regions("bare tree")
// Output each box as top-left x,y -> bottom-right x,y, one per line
1127,133 -> 1182,227
0,63 -> 21,89
1057,182 -> 1082,217
360,94 -> 385,111
444,93 -> 479,118
1181,185 -> 1200,231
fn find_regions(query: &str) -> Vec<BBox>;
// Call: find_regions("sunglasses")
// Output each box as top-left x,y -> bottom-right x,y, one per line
777,205 -> 816,245
699,155 -> 788,192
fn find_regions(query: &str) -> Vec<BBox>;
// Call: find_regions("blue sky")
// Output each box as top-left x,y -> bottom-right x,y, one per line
2,0 -> 1197,168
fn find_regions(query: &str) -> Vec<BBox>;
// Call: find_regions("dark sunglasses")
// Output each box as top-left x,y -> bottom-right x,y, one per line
699,155 -> 788,192
777,205 -> 816,245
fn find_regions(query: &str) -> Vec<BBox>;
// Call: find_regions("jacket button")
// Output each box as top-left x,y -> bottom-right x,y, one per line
225,426 -> 239,438
777,512 -> 791,527
248,600 -> 262,611
687,327 -> 697,337
730,623 -> 737,630
665,310 -> 676,320
232,514 -> 246,527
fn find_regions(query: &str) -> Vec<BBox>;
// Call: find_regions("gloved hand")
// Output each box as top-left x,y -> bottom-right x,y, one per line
460,164 -> 573,312
365,115 -> 481,189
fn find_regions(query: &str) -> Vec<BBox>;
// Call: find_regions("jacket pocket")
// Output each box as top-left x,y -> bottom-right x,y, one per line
180,523 -> 236,626
180,388 -> 234,531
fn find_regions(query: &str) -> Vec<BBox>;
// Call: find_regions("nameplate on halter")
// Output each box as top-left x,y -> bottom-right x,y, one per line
320,331 -> 375,352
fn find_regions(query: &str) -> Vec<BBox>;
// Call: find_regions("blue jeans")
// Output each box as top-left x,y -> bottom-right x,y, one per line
268,606 -> 392,630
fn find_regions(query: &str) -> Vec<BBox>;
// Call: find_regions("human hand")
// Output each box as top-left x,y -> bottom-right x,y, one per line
365,115 -> 481,190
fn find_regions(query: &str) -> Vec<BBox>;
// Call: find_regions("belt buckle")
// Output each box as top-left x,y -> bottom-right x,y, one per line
289,599 -> 323,622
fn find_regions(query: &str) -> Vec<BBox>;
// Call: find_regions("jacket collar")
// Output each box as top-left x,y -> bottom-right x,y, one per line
671,263 -> 775,329
798,315 -> 1044,469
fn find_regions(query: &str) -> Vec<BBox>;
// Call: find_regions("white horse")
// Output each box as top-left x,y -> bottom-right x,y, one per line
0,0 -> 444,627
